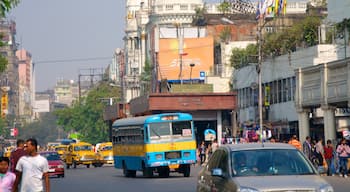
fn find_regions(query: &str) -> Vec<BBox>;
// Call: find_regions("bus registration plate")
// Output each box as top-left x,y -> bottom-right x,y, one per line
169,164 -> 179,169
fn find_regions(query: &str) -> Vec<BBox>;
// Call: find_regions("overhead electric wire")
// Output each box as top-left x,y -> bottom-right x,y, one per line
34,56 -> 112,64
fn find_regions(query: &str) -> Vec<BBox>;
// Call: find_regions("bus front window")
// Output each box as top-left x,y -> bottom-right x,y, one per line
172,121 -> 192,138
149,123 -> 171,140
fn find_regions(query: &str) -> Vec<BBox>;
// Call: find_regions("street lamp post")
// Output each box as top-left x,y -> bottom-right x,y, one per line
257,18 -> 270,142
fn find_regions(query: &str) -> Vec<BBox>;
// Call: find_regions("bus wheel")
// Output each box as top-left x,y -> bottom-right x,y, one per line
143,167 -> 153,178
86,164 -> 90,168
183,164 -> 191,177
66,164 -> 70,169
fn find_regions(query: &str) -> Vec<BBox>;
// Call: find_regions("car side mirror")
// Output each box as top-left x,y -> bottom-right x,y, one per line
211,168 -> 224,177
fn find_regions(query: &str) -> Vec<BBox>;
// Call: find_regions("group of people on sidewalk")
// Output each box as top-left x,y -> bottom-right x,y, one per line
291,135 -> 350,178
0,138 -> 50,192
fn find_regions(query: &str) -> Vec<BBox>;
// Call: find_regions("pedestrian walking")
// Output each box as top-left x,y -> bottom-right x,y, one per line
324,139 -> 335,176
336,138 -> 350,178
13,138 -> 50,192
0,156 -> 16,192
314,138 -> 325,170
10,139 -> 27,173
198,141 -> 206,165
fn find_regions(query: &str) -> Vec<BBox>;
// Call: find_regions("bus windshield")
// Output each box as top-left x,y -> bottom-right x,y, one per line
149,121 -> 192,141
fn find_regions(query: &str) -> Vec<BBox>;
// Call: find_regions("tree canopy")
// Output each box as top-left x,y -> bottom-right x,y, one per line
0,0 -> 19,17
55,81 -> 120,144
230,16 -> 322,68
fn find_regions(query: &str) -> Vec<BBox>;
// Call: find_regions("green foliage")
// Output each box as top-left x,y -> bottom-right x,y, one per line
0,0 -> 19,17
263,16 -> 321,57
335,18 -> 350,42
18,112 -> 63,146
55,81 -> 120,144
217,1 -> 231,15
230,44 -> 257,68
0,117 -> 7,136
0,55 -> 7,72
193,5 -> 207,26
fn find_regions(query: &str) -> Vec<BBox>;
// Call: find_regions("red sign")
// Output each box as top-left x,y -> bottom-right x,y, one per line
10,128 -> 18,137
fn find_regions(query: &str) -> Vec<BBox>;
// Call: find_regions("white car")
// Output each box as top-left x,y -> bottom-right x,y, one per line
196,143 -> 333,192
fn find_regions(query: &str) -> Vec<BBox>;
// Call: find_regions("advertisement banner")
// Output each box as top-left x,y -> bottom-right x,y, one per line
158,36 -> 214,81
1,93 -> 8,118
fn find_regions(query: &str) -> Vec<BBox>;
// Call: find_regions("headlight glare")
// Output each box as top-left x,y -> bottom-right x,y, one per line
319,185 -> 334,192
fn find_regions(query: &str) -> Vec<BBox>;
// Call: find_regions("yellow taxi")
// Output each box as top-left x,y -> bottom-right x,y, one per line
65,142 -> 100,169
54,144 -> 69,161
96,142 -> 114,165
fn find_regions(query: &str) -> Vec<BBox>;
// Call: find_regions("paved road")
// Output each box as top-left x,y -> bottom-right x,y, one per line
51,164 -> 350,192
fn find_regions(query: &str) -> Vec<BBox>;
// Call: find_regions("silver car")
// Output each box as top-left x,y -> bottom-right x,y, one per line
196,143 -> 333,192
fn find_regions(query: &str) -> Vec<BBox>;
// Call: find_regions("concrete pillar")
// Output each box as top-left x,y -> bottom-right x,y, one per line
232,110 -> 238,138
297,108 -> 310,144
322,105 -> 336,143
217,111 -> 222,146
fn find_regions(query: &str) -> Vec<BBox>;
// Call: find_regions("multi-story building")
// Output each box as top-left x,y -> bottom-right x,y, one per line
16,49 -> 34,122
234,1 -> 350,143
54,79 -> 79,107
0,19 -> 19,120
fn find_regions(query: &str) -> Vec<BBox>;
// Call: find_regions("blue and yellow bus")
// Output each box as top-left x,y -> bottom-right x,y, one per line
112,113 -> 196,178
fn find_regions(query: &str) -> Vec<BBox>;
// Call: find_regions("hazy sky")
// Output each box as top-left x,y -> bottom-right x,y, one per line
9,0 -> 125,91
8,0 -> 303,91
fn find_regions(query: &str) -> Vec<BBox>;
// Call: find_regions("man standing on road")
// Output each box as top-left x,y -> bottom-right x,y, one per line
10,139 -> 26,173
13,138 -> 50,192
302,136 -> 312,161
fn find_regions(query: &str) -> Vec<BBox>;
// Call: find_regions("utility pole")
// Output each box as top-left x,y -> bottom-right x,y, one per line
77,68 -> 104,101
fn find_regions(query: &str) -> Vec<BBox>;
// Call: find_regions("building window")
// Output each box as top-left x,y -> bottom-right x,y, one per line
166,4 -> 173,10
288,2 -> 296,8
291,76 -> 296,101
157,5 -> 163,11
278,79 -> 282,103
180,4 -> 188,10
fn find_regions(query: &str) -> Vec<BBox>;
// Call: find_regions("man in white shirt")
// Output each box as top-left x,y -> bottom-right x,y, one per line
13,138 -> 50,192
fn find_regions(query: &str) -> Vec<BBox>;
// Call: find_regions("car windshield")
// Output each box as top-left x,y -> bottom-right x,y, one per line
74,145 -> 92,151
55,147 -> 67,151
231,149 -> 315,177
101,146 -> 112,151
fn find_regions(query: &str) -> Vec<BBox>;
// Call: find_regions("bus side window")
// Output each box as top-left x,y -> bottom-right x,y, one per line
144,126 -> 149,141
